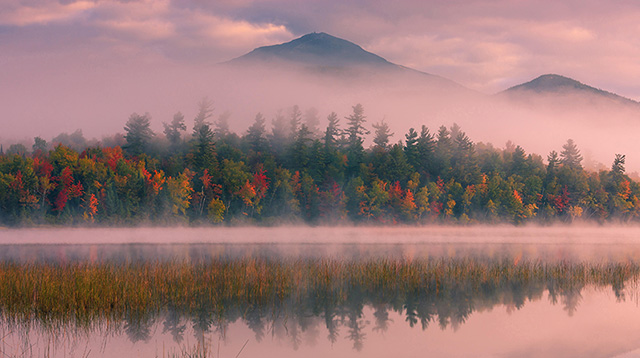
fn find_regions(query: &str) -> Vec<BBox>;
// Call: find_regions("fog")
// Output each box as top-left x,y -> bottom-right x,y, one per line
2,58 -> 640,172
4,226 -> 640,263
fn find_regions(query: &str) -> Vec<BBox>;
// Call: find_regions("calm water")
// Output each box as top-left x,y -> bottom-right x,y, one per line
1,226 -> 640,358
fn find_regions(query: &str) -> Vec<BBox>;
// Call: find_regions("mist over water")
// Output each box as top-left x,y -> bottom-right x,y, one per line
3,226 -> 640,263
2,227 -> 640,357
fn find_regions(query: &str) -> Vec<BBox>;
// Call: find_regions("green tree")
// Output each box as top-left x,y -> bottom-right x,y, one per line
345,104 -> 368,148
163,112 -> 186,149
344,104 -> 369,177
324,112 -> 341,151
124,113 -> 154,156
560,139 -> 583,170
303,107 -> 321,138
246,113 -> 268,154
214,111 -> 231,139
270,110 -> 289,156
289,105 -> 302,141
192,124 -> 218,174
404,128 -> 419,170
372,119 -> 393,149
611,154 -> 626,177
417,125 -> 436,175
32,137 -> 48,155
193,98 -> 214,134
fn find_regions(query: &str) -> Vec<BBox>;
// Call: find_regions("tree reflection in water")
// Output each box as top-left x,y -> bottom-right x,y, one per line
1,257 -> 638,351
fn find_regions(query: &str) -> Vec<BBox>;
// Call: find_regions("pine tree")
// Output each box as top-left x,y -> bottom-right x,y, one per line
192,124 -> 217,173
404,128 -> 419,169
611,154 -> 626,177
163,112 -> 186,148
214,111 -> 231,139
270,110 -> 288,156
372,119 -> 393,149
345,104 -> 368,148
124,112 -> 154,156
324,112 -> 341,151
417,125 -> 435,174
560,139 -> 583,170
344,104 -> 369,177
289,105 -> 302,140
246,113 -> 268,153
303,107 -> 321,138
193,98 -> 214,134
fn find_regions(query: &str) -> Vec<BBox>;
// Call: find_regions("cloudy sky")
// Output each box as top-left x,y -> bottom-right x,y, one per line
2,0 -> 640,139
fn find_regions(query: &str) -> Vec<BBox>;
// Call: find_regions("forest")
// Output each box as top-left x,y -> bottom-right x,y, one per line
1,100 -> 638,226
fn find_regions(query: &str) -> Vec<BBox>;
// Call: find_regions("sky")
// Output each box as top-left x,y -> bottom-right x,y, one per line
1,0 -> 640,141
3,0 -> 640,95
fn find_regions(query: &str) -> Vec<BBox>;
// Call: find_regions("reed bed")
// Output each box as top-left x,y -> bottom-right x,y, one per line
0,257 -> 638,331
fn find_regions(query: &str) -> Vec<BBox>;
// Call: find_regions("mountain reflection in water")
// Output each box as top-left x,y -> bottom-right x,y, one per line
1,241 -> 639,357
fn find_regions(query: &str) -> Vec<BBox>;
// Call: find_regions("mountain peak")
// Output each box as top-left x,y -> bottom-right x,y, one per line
502,73 -> 640,107
506,74 -> 592,93
228,32 -> 392,68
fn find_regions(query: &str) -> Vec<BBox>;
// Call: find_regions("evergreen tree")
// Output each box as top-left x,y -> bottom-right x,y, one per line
289,105 -> 302,140
193,98 -> 214,134
270,110 -> 289,156
214,111 -> 231,139
372,119 -> 393,149
163,112 -> 186,148
547,151 -> 560,176
288,124 -> 313,172
345,104 -> 368,147
404,128 -> 419,169
560,139 -> 583,170
124,112 -> 154,156
344,104 -> 369,177
611,154 -> 626,177
192,124 -> 217,173
417,125 -> 436,175
451,128 -> 477,184
510,145 -> 527,176
303,107 -> 321,138
434,125 -> 453,177
246,113 -> 268,153
32,137 -> 48,154
324,112 -> 341,151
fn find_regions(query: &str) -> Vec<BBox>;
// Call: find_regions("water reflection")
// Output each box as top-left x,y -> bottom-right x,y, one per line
1,241 -> 640,357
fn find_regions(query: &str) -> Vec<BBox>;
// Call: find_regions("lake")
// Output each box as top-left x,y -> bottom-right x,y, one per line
1,226 -> 640,358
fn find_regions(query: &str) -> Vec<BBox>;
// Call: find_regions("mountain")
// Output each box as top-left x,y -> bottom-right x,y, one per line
228,32 -> 393,68
225,32 -> 468,91
501,74 -> 640,107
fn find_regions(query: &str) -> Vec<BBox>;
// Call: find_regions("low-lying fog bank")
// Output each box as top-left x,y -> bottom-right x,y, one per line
3,225 -> 640,245
2,226 -> 640,263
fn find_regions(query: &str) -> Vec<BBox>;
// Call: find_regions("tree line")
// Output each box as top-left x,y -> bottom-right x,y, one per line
1,100 -> 638,226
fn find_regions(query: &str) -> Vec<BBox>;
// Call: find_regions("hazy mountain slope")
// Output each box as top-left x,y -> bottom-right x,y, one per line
225,32 -> 469,91
229,32 -> 393,68
500,74 -> 640,107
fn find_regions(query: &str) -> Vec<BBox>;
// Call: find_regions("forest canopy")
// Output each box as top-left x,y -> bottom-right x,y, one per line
1,103 -> 638,226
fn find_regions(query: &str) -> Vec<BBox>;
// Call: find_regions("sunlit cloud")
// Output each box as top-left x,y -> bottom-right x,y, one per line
0,1 -> 95,26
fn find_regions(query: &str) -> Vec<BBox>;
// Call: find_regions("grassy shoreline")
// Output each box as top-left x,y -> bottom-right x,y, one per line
1,257 -> 637,329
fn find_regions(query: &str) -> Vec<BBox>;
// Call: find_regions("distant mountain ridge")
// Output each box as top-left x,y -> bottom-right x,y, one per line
226,33 -> 638,108
502,74 -> 640,107
229,32 -> 393,68
226,32 -> 468,91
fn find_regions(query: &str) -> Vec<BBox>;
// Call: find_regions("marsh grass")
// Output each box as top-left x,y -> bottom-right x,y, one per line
0,257 -> 638,333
